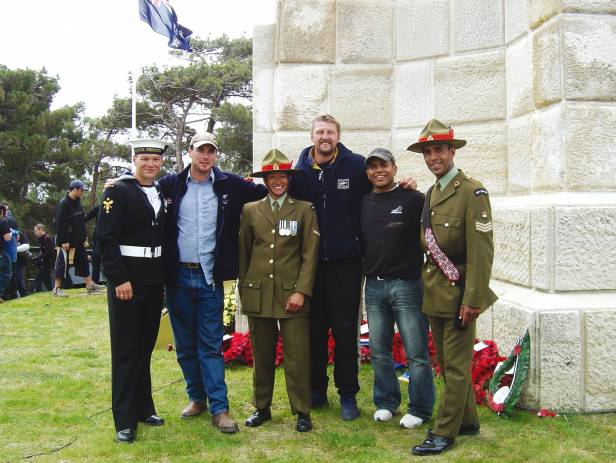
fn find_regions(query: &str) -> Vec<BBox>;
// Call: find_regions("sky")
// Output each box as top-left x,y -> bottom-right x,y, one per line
0,0 -> 276,117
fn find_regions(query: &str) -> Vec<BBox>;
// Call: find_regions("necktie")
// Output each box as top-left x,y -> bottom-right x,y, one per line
273,200 -> 280,220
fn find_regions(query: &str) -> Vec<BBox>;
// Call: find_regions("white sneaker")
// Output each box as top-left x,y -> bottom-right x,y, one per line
373,409 -> 393,422
52,288 -> 68,297
399,413 -> 423,429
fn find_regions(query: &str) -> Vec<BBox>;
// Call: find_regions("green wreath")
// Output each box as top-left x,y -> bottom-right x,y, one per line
487,329 -> 531,417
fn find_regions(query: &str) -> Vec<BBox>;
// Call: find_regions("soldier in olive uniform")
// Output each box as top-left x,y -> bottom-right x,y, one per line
238,149 -> 320,432
407,120 -> 498,456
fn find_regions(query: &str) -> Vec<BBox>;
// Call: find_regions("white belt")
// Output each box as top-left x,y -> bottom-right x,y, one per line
119,245 -> 162,258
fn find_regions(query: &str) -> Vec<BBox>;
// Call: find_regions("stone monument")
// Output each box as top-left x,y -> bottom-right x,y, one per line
251,0 -> 616,412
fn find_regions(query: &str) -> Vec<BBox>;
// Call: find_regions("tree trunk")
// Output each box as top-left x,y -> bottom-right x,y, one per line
90,158 -> 101,208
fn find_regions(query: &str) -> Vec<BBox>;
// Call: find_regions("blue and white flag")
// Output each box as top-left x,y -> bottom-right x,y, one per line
138,0 -> 192,51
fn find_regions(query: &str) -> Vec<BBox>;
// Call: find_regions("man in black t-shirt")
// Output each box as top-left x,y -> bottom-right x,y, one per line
360,148 -> 435,429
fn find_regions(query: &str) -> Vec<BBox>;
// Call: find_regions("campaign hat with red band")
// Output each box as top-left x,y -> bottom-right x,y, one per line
251,149 -> 301,178
407,119 -> 466,153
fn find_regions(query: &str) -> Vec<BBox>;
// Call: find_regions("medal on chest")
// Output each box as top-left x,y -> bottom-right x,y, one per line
278,220 -> 298,236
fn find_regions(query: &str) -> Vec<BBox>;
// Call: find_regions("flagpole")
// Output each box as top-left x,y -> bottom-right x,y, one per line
132,69 -> 137,139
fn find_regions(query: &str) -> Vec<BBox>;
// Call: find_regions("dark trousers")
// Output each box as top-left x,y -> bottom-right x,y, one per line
108,283 -> 163,431
248,316 -> 310,415
4,262 -> 27,299
310,258 -> 361,397
429,315 -> 478,439
34,267 -> 53,292
91,249 -> 101,284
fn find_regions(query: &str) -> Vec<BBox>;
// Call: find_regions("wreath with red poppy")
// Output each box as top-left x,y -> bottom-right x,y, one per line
487,329 -> 531,416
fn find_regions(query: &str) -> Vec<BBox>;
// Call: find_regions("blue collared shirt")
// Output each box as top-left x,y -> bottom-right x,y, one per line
177,169 -> 218,284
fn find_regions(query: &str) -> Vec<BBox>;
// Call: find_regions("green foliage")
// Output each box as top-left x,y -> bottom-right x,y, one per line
0,65 -> 86,230
81,97 -> 160,208
138,35 -> 252,171
0,33 -> 253,234
215,102 -> 253,176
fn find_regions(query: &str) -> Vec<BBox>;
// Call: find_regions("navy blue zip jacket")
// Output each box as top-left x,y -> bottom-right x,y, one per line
159,165 -> 267,285
289,142 -> 371,262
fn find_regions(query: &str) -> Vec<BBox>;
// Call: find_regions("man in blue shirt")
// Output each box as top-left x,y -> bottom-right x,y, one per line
159,132 -> 267,434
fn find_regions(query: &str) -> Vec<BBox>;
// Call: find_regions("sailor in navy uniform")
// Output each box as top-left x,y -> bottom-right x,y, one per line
97,139 -> 167,443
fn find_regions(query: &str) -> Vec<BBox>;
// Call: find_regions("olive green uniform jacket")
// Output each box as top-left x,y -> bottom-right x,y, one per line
238,195 -> 320,317
420,169 -> 498,317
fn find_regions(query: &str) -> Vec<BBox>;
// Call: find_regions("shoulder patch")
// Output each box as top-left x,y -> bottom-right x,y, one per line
474,188 -> 489,196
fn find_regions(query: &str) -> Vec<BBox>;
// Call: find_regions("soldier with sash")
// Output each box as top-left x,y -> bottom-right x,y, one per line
407,120 -> 498,456
238,149 -> 320,432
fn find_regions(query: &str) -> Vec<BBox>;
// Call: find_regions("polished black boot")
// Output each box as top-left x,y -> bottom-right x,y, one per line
141,415 -> 165,426
245,408 -> 272,427
296,413 -> 312,432
115,428 -> 136,443
411,433 -> 455,455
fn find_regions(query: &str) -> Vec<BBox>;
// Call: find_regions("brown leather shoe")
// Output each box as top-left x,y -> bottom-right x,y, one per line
211,412 -> 239,434
181,400 -> 206,419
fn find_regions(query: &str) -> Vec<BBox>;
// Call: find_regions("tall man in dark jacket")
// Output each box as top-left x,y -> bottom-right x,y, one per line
52,180 -> 103,297
159,132 -> 267,433
288,114 -> 371,420
289,115 -> 417,420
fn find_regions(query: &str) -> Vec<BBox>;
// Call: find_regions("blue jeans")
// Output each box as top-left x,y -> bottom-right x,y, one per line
166,266 -> 228,415
0,250 -> 12,294
364,277 -> 435,421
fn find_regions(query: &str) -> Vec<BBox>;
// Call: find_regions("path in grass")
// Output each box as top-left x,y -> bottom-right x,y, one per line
1,290 -> 615,462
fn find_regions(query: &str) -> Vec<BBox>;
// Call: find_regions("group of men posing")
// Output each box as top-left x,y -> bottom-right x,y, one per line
98,114 -> 496,456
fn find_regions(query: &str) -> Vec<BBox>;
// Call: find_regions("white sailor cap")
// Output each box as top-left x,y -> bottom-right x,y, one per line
129,139 -> 168,156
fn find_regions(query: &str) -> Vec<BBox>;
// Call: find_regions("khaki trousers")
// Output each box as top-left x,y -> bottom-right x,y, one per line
429,315 -> 478,438
248,316 -> 310,415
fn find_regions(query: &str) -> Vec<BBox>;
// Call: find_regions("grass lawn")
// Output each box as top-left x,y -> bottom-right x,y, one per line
1,290 -> 616,463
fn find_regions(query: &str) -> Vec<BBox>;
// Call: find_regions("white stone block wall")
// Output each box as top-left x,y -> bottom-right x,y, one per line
251,0 -> 616,412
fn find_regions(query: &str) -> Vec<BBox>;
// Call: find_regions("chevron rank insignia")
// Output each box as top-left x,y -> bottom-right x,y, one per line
475,221 -> 493,233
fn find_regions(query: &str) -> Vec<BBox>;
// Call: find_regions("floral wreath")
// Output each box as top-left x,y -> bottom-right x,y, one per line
487,329 -> 531,416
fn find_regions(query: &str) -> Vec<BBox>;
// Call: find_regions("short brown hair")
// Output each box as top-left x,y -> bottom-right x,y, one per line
311,114 -> 340,135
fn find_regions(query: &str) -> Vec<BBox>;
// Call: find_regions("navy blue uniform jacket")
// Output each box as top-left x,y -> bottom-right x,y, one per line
158,165 -> 267,285
289,142 -> 371,262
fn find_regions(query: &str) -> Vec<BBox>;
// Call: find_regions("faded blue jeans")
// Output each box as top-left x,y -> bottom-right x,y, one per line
364,277 -> 435,421
166,266 -> 228,416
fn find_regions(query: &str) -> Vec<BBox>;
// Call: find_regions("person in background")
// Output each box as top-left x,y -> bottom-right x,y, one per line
0,204 -> 13,303
13,229 -> 30,297
33,224 -> 55,292
52,180 -> 104,297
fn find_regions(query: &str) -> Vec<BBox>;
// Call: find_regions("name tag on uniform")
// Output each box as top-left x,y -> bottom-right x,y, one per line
278,220 -> 298,236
